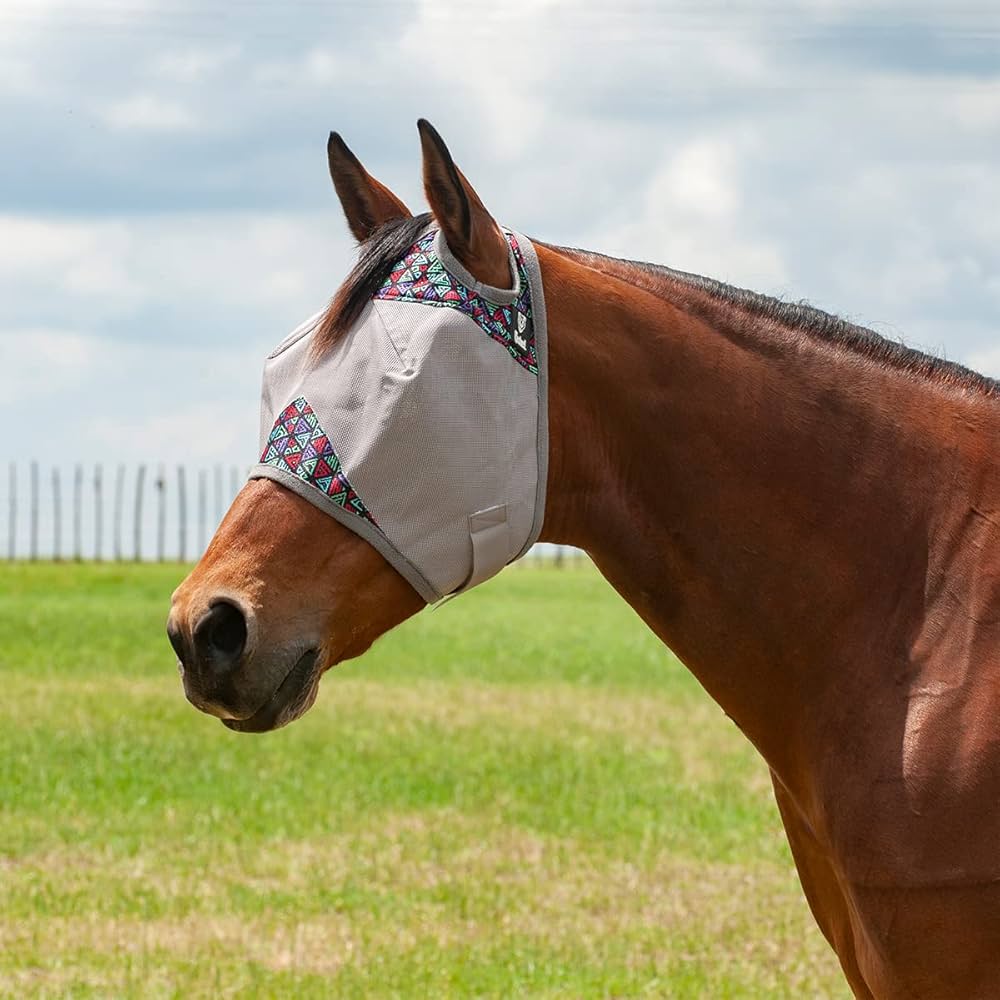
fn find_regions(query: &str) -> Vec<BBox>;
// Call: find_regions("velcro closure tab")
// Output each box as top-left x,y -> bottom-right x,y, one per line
460,504 -> 510,592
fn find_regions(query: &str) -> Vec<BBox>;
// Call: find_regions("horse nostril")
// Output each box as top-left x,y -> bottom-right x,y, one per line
166,616 -> 188,667
194,601 -> 248,671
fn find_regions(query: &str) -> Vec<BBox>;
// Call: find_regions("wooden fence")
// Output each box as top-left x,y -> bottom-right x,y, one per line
2,461 -> 582,565
4,461 -> 244,562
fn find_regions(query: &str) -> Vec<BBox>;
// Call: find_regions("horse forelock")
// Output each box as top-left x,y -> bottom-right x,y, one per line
311,212 -> 433,358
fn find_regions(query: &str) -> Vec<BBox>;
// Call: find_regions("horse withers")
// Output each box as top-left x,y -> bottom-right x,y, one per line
168,121 -> 1000,998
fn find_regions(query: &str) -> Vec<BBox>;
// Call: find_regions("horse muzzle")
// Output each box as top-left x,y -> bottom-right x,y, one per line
166,599 -> 321,733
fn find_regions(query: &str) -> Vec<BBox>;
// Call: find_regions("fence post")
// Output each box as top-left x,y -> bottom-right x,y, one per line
155,465 -> 166,562
198,468 -> 207,555
229,464 -> 240,502
133,464 -> 146,562
113,464 -> 125,562
29,461 -> 38,561
94,465 -> 103,561
7,463 -> 15,560
213,464 -> 223,529
73,463 -> 83,561
177,466 -> 187,563
52,468 -> 62,561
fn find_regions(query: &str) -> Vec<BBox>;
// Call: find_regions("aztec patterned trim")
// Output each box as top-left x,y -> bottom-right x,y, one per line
259,397 -> 379,528
372,229 -> 538,375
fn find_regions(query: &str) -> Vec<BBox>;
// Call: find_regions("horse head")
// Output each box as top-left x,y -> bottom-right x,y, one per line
167,121 -> 548,732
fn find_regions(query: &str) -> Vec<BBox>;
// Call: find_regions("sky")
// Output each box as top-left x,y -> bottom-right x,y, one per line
0,0 -> 997,556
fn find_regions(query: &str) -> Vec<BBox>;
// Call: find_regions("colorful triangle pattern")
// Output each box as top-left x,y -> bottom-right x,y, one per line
373,229 -> 538,375
259,397 -> 379,528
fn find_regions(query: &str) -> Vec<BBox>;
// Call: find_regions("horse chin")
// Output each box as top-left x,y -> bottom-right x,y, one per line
222,648 -> 322,734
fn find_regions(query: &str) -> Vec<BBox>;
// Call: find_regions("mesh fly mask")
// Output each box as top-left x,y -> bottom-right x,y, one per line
250,226 -> 549,604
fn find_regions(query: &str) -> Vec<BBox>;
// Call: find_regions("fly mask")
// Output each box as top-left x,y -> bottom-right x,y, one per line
250,226 -> 549,604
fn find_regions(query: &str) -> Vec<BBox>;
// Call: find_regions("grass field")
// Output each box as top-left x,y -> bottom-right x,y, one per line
0,562 -> 848,998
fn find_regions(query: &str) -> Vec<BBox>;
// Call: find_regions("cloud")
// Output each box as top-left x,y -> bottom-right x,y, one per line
0,211 -> 353,344
588,132 -> 790,290
99,94 -> 200,132
952,81 -> 1000,130
0,327 -> 98,405
88,402 -> 252,467
0,325 -> 262,466
0,210 -> 354,471
968,345 -> 1000,379
151,44 -> 240,85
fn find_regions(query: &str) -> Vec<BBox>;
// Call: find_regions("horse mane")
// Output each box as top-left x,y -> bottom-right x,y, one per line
552,244 -> 999,400
311,212 -> 433,357
312,215 -> 997,401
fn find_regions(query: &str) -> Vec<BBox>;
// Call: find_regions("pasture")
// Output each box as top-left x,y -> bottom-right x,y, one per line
0,562 -> 846,997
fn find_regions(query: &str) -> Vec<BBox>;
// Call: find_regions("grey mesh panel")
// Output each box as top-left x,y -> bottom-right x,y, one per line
250,227 -> 548,603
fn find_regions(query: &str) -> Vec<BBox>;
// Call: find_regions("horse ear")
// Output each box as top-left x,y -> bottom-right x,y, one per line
416,118 -> 512,289
327,132 -> 411,243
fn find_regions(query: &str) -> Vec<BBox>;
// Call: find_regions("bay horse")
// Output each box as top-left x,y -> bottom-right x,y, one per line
168,121 -> 1000,998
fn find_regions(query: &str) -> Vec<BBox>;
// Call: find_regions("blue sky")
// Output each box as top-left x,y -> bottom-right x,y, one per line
0,0 -> 997,553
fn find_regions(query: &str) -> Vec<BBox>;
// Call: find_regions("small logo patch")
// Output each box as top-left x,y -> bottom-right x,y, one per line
512,312 -> 529,352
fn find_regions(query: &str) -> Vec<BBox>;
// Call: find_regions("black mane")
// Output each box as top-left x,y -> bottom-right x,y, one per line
557,244 -> 999,400
312,212 -> 432,355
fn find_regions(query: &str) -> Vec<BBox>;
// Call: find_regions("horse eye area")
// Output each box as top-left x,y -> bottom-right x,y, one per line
198,602 -> 247,661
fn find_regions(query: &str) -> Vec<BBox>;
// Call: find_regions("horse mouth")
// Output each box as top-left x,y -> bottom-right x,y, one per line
222,649 -> 321,734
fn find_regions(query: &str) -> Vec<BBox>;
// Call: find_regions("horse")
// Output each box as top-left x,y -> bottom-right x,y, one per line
167,120 -> 1000,998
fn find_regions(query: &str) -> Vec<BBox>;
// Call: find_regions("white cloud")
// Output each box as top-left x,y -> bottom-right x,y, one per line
590,133 -> 790,290
0,216 -> 127,272
88,402 -> 252,466
0,325 -> 262,465
0,51 -> 36,95
0,216 -> 146,320
151,44 -> 240,84
253,48 -> 343,88
394,0 -> 556,159
99,94 -> 199,132
967,345 -> 1000,379
0,0 -> 155,11
0,212 -> 352,333
0,327 -> 98,405
952,81 -> 1000,131
0,0 -> 159,61
650,139 -> 742,223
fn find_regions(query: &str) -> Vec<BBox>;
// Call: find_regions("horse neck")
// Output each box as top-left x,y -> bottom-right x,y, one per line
536,244 -> 997,787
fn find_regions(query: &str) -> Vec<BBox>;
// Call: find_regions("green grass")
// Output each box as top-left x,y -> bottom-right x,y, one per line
0,562 -> 847,998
